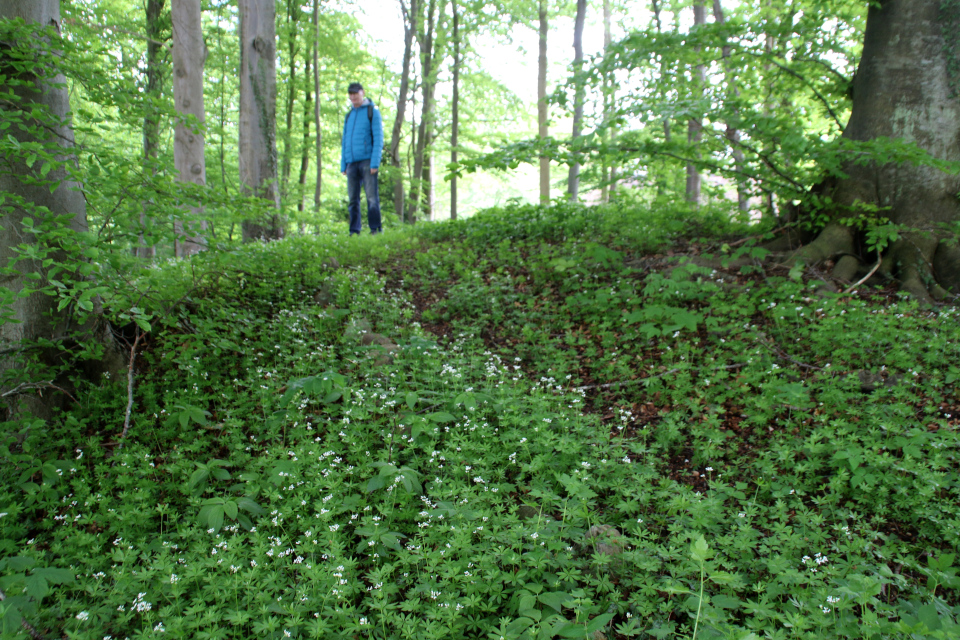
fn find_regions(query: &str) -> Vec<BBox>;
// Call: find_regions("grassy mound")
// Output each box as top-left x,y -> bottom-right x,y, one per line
2,202 -> 959,639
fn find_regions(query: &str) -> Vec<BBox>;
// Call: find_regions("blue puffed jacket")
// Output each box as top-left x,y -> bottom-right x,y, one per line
340,99 -> 384,173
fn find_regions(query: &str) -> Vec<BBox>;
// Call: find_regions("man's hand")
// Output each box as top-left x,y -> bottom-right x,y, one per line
371,168 -> 378,175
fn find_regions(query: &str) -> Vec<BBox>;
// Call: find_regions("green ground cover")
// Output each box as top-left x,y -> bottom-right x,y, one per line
2,202 -> 960,639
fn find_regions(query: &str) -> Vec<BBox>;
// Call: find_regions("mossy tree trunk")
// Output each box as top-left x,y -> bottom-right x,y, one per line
797,0 -> 960,301
239,0 -> 283,241
0,0 -> 121,417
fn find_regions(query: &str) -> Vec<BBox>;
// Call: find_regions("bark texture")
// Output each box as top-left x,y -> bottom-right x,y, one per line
450,0 -> 459,220
390,0 -> 417,222
538,0 -> 550,204
136,0 -> 165,259
567,0 -> 586,202
239,0 -> 283,241
171,0 -> 207,256
685,0 -> 706,207
0,0 -> 120,416
410,0 -> 440,223
800,0 -> 960,299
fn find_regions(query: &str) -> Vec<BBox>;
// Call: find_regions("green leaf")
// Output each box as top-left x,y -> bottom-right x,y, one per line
2,557 -> 36,571
586,613 -> 615,633
223,500 -> 238,521
426,411 -> 456,423
538,591 -> 571,614
690,535 -> 710,562
32,568 -> 74,585
405,392 -> 418,410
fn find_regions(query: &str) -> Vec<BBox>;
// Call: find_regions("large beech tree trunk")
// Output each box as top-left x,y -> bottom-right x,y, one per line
0,0 -> 120,417
172,0 -> 207,256
239,0 -> 283,241
799,0 -> 960,300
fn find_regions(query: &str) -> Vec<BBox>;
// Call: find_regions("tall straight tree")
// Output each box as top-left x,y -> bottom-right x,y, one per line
136,0 -> 165,258
297,47 -> 312,214
390,0 -> 417,222
685,0 -> 706,206
312,0 -> 322,210
538,0 -> 549,203
410,0 -> 442,223
449,0 -> 460,220
238,0 -> 282,241
600,0 -> 615,203
567,0 -> 586,201
279,0 -> 299,202
171,0 -> 207,256
712,0 -> 748,212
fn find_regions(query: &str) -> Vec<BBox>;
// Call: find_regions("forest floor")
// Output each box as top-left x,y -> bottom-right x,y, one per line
2,202 -> 960,640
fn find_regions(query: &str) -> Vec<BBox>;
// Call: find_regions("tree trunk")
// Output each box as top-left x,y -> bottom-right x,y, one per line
600,0 -> 614,203
410,0 -> 439,223
171,0 -> 207,256
312,0 -> 322,211
712,0 -> 748,213
137,0 -> 164,259
538,0 -> 550,204
0,0 -> 120,417
685,0 -> 706,207
280,0 -> 298,202
450,0 -> 459,220
239,0 -> 283,241
567,0 -> 587,202
799,0 -> 960,300
297,51 -> 312,214
391,0 -> 417,223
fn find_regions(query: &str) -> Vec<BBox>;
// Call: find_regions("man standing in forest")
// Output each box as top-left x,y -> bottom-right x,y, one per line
341,82 -> 384,235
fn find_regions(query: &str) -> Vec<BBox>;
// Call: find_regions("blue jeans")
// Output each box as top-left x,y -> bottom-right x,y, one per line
346,160 -> 381,234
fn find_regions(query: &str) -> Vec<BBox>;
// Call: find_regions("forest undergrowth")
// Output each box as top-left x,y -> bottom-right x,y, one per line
2,202 -> 960,640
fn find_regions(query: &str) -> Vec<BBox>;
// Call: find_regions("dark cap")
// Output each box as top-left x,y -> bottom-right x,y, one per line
347,82 -> 364,93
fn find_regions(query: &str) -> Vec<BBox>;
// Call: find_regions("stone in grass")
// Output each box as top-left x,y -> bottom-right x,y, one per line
343,318 -> 373,341
322,257 -> 340,270
517,505 -> 541,521
313,283 -> 336,307
582,524 -> 624,557
361,332 -> 399,366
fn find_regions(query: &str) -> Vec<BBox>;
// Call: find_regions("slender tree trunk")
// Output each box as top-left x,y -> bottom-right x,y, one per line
538,0 -> 550,204
567,0 -> 587,202
137,0 -> 164,259
239,0 -> 283,241
172,0 -> 207,256
312,0 -> 322,210
280,0 -> 297,202
450,0 -> 459,220
410,0 -> 439,223
712,0 -> 748,212
600,0 -> 614,203
216,0 -> 229,201
391,0 -> 417,223
652,0 -> 670,196
685,0 -> 706,207
297,51 -> 312,215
